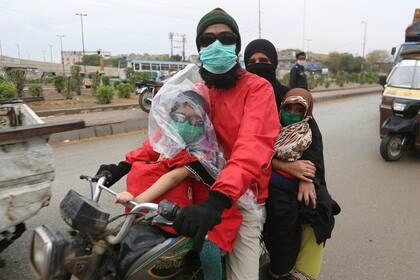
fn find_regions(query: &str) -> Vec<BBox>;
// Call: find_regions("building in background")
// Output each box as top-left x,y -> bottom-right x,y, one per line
62,50 -> 112,65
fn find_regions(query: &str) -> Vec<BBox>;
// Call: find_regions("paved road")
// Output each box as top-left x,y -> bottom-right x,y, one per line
2,93 -> 420,279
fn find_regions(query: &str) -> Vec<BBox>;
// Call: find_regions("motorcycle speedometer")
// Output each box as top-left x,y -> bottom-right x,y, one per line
60,190 -> 110,236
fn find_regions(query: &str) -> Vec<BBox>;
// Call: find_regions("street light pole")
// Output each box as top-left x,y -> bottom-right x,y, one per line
48,44 -> 53,63
16,44 -> 20,60
75,13 -> 88,74
306,38 -> 312,60
302,0 -> 306,50
258,0 -> 262,39
0,40 -> 3,67
361,20 -> 367,58
57,35 -> 65,75
361,20 -> 367,72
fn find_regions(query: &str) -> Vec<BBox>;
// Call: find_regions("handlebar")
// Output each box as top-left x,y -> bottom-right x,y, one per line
80,174 -> 179,245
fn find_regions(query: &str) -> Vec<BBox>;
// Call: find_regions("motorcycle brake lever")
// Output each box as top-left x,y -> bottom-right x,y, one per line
144,211 -> 159,221
151,215 -> 174,227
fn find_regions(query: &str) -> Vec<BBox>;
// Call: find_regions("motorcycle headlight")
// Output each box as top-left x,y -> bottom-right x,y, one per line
393,102 -> 407,112
30,225 -> 69,279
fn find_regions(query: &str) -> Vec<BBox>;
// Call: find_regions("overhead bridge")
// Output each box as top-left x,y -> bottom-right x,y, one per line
0,55 -> 118,76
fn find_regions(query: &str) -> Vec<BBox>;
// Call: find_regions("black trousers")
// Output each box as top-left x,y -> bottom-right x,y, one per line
263,185 -> 301,275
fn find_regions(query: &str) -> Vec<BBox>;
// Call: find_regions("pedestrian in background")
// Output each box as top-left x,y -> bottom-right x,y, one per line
290,51 -> 308,90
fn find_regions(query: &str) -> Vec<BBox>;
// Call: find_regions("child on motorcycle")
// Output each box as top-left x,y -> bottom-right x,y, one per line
263,88 -> 340,280
97,82 -> 241,280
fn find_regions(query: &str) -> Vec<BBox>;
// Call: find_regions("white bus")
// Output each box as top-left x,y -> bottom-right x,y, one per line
118,59 -> 192,81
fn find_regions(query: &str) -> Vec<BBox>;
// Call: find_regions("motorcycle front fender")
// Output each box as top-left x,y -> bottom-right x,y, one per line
382,115 -> 417,134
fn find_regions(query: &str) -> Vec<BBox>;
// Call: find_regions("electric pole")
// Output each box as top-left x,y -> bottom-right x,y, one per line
361,20 -> 367,58
170,33 -> 186,61
16,44 -> 20,60
361,20 -> 367,72
306,39 -> 312,60
48,44 -> 53,63
302,0 -> 306,50
258,0 -> 262,39
76,13 -> 87,73
182,34 -> 186,61
0,40 -> 3,67
57,34 -> 65,75
169,32 -> 174,57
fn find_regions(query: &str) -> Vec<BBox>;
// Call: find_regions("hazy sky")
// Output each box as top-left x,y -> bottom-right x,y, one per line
0,0 -> 418,62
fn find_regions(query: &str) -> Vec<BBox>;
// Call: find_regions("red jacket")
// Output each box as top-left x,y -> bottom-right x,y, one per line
208,69 -> 280,203
125,140 -> 242,252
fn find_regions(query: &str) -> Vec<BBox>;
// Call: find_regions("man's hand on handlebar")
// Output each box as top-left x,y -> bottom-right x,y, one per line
173,190 -> 231,252
95,161 -> 132,187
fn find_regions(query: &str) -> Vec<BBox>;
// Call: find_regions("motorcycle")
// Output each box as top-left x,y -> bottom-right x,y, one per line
135,80 -> 163,113
380,98 -> 420,161
29,174 -> 269,280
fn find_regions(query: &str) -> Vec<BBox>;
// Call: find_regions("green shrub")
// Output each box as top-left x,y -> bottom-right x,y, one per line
54,76 -> 65,93
127,71 -> 152,89
307,76 -> 317,90
96,85 -> 114,104
281,73 -> 290,87
0,81 -> 18,99
91,71 -> 100,94
28,84 -> 43,97
5,69 -> 26,96
42,77 -> 55,84
113,80 -> 121,88
101,75 -> 110,86
324,80 -> 330,88
65,76 -> 72,99
70,65 -> 82,95
116,83 -> 131,98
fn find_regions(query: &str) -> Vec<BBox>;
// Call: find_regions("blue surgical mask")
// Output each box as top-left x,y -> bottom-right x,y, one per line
199,40 -> 237,74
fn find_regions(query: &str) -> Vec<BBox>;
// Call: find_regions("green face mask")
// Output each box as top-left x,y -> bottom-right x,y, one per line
281,109 -> 303,126
171,120 -> 204,144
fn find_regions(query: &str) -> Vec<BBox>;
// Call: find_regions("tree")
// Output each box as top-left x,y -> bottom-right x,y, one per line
323,52 -> 365,75
76,54 -> 100,66
366,50 -> 392,65
105,56 -> 124,67
170,54 -> 183,61
366,50 -> 393,73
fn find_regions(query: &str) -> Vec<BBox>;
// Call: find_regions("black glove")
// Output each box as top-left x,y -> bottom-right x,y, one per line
173,190 -> 231,252
95,161 -> 131,187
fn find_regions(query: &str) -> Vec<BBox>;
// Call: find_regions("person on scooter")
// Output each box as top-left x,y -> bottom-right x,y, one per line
171,8 -> 280,280
97,85 -> 242,279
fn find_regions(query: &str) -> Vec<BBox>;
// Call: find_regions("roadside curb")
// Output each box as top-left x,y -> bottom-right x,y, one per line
313,88 -> 381,102
49,118 -> 148,144
36,103 -> 139,117
48,87 -> 382,145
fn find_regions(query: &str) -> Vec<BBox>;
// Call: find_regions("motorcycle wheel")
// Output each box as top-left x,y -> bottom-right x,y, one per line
138,90 -> 153,113
380,134 -> 404,161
